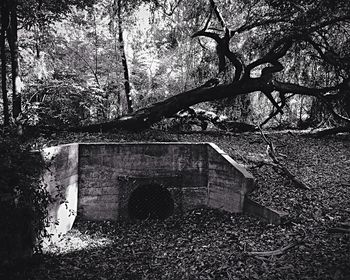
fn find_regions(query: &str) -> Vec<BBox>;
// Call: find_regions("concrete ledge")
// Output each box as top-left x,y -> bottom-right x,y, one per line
243,197 -> 288,225
207,143 -> 255,213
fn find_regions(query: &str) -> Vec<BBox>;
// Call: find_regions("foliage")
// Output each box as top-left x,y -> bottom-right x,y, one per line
23,79 -> 107,128
0,128 -> 49,262
17,0 -> 143,121
2,0 -> 350,130
0,0 -> 95,123
18,0 -> 94,28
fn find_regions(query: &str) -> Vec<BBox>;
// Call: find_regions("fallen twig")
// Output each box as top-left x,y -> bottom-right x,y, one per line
248,241 -> 299,257
329,227 -> 350,234
339,222 -> 350,228
329,222 -> 350,233
258,126 -> 310,190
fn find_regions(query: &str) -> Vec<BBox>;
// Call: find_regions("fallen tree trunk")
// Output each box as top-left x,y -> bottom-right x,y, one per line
68,68 -> 349,134
72,78 -> 265,133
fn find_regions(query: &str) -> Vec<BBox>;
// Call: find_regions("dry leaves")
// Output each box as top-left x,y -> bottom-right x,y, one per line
4,130 -> 349,280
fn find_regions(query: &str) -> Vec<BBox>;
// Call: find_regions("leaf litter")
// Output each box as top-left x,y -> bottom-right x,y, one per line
11,130 -> 350,279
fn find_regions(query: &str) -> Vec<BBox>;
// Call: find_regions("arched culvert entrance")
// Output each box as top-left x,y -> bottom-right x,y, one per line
128,184 -> 174,220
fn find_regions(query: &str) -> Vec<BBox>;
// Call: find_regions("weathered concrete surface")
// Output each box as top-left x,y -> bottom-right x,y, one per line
41,143 -> 79,241
38,142 -> 256,227
243,197 -> 288,225
207,143 -> 255,213
78,143 -> 209,220
78,142 -> 255,221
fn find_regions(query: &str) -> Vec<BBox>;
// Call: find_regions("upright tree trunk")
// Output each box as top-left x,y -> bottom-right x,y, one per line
7,0 -> 21,119
92,11 -> 100,87
117,0 -> 133,114
309,97 -> 328,126
1,2 -> 10,125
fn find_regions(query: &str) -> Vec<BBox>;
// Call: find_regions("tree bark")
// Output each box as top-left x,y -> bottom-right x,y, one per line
1,2 -> 9,125
117,0 -> 132,114
7,0 -> 21,119
73,77 -> 266,132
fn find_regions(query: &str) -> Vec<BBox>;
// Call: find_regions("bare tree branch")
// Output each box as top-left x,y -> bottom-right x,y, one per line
258,126 -> 310,190
306,37 -> 343,68
192,2 -> 246,81
248,241 -> 300,257
192,30 -> 220,42
62,43 -> 101,88
154,0 -> 184,16
234,17 -> 289,34
262,89 -> 284,114
246,40 -> 292,75
209,0 -> 226,29
273,81 -> 341,98
274,81 -> 350,124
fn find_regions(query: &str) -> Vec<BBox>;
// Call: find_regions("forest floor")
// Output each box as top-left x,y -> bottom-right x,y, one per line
4,129 -> 350,280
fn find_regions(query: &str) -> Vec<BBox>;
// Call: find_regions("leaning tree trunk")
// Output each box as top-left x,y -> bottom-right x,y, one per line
7,0 -> 21,120
1,2 -> 9,125
73,77 -> 267,132
117,0 -> 133,114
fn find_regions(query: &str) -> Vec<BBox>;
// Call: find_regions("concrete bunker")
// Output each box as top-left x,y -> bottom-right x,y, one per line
41,142 -> 259,239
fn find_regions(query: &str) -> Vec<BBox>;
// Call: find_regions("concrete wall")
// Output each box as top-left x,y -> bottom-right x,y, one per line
207,143 -> 255,213
41,143 -> 79,241
78,142 -> 255,221
78,143 -> 209,220
37,142 -> 254,225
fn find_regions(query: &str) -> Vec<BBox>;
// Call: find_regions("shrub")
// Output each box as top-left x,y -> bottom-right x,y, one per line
23,80 -> 107,128
0,129 -> 50,264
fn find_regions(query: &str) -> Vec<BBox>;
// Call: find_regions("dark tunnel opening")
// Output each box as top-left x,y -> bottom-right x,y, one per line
128,184 -> 174,220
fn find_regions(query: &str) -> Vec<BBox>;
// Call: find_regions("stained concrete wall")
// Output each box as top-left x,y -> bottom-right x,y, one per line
78,142 -> 255,221
41,143 -> 79,241
78,143 -> 209,220
207,143 -> 255,212
37,142 -> 254,225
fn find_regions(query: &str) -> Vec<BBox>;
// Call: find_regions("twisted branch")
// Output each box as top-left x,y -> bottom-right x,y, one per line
192,0 -> 245,82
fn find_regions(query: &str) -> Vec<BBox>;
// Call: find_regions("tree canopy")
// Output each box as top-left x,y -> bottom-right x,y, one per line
1,0 -> 350,133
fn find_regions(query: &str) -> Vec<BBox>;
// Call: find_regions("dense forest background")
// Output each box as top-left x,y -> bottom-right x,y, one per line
1,0 -> 349,133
